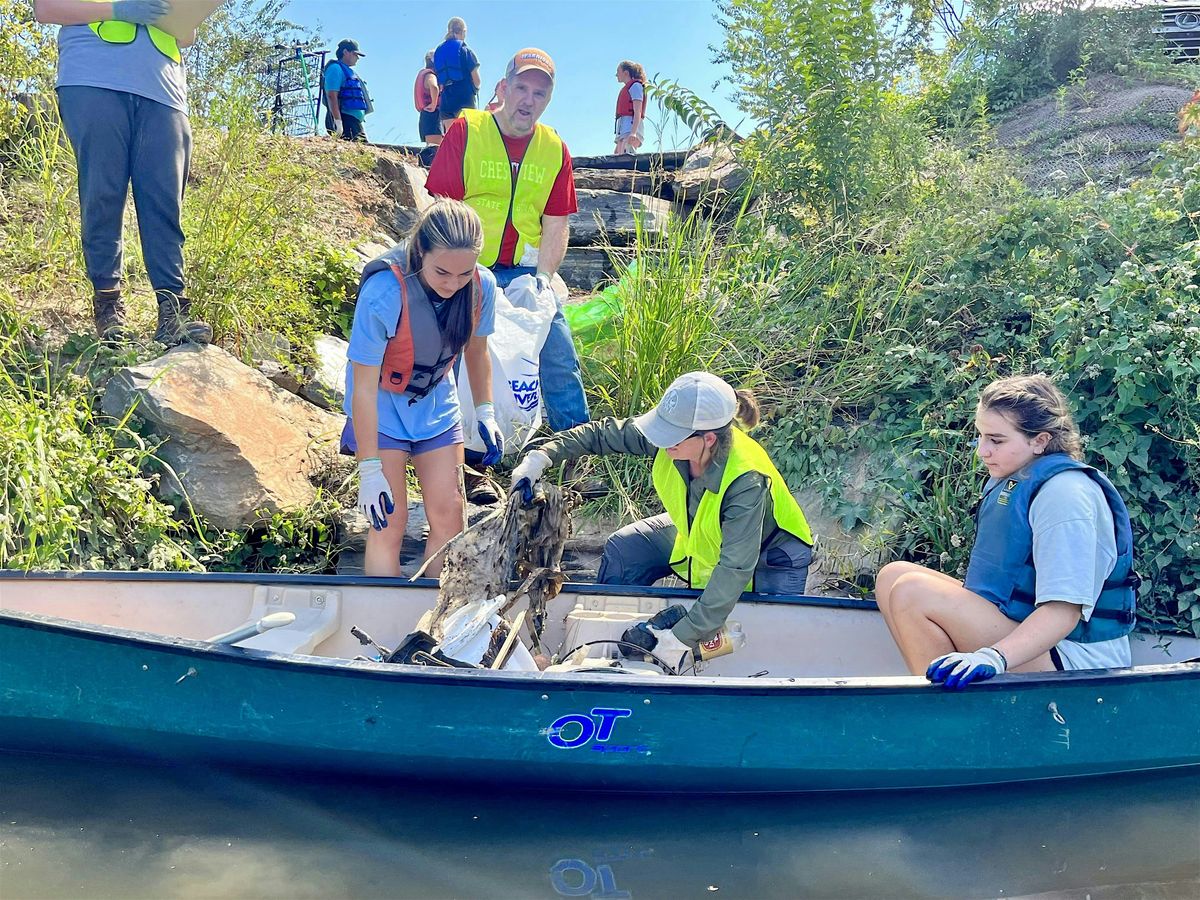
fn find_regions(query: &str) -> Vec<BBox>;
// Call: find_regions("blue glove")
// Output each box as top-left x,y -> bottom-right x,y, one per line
112,0 -> 170,24
475,402 -> 503,466
357,457 -> 396,531
927,646 -> 1008,690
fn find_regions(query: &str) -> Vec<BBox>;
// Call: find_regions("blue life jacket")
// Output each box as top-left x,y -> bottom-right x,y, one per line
330,61 -> 368,113
434,39 -> 466,84
963,453 -> 1139,643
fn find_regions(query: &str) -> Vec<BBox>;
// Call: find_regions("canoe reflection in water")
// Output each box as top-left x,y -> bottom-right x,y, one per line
2,752 -> 1198,899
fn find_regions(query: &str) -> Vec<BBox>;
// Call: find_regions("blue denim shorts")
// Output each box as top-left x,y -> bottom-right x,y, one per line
339,419 -> 463,457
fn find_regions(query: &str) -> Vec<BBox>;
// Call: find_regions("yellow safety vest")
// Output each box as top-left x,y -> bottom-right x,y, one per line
460,108 -> 564,268
652,429 -> 814,590
89,21 -> 181,64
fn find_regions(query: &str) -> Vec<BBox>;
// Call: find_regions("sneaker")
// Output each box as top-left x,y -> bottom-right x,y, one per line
463,466 -> 501,506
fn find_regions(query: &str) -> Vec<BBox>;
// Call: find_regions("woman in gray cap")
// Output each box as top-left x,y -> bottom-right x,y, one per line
510,371 -> 814,668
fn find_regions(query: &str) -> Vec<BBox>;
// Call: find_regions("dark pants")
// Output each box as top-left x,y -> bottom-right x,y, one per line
597,513 -> 813,594
342,115 -> 367,143
324,109 -> 368,142
57,86 -> 190,295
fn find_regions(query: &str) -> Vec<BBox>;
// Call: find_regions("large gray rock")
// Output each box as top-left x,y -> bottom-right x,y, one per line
102,345 -> 343,530
573,167 -> 668,197
350,239 -> 393,276
569,189 -> 671,247
672,142 -> 748,204
375,156 -> 434,233
559,247 -> 622,291
300,334 -> 349,411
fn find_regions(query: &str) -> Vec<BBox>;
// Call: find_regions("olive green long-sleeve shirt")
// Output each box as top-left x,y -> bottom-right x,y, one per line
536,417 -> 786,644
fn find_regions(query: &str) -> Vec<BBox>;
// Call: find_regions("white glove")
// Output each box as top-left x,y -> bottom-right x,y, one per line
926,646 -> 1008,690
333,118 -> 344,137
475,402 -> 503,466
647,625 -> 693,673
357,457 -> 395,531
510,449 -> 552,503
534,272 -> 552,294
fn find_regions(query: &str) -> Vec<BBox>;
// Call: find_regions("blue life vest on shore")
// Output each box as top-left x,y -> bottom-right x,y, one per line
963,453 -> 1139,643
434,39 -> 467,84
331,61 -> 368,112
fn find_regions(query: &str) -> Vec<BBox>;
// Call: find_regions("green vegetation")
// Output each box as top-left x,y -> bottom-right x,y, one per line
0,0 -> 359,573
1,0 -> 1197,638
578,0 -> 1200,635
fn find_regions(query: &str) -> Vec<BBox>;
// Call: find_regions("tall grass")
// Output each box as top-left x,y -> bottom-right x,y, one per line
0,303 -> 202,570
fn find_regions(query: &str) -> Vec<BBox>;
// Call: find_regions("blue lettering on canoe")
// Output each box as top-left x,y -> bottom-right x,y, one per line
544,707 -> 632,749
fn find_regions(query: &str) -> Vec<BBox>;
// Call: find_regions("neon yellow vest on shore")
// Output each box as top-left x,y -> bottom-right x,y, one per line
460,108 -> 564,267
89,21 -> 181,64
652,429 -> 814,590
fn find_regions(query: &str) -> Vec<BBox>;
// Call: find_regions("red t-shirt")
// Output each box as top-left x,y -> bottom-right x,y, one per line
426,116 -> 578,268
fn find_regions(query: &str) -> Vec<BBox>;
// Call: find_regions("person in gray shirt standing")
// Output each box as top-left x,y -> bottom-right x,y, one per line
33,0 -> 211,345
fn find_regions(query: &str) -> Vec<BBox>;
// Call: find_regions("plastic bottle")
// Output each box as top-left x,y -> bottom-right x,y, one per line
696,620 -> 746,661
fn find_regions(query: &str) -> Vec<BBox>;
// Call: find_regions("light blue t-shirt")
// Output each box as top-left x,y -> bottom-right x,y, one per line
344,265 -> 496,442
1027,469 -> 1130,670
56,24 -> 188,114
323,62 -> 366,121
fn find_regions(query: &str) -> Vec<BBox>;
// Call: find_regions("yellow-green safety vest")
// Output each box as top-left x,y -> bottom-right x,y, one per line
89,20 -> 181,64
652,428 -> 814,590
460,108 -> 564,268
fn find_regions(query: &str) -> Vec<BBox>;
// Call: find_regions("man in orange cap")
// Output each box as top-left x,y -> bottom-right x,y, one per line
427,47 -> 587,505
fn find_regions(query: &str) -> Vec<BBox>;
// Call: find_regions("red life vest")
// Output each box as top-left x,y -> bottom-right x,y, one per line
359,249 -> 481,400
616,80 -> 644,119
414,67 -> 437,113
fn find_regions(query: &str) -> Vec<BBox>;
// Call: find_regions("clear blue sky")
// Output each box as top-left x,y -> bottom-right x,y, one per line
291,0 -> 751,154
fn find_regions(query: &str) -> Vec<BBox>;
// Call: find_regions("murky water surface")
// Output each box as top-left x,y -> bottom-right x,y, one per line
1,752 -> 1197,899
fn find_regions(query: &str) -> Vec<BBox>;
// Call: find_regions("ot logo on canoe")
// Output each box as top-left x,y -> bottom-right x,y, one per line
544,707 -> 632,749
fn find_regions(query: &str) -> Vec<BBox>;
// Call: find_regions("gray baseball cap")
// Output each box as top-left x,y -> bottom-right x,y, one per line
633,372 -> 737,448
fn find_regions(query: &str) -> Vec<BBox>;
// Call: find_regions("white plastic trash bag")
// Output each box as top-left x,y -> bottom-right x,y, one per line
459,274 -> 557,456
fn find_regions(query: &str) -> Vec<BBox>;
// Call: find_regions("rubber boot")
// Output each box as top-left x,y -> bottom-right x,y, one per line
92,288 -> 131,343
153,290 -> 213,345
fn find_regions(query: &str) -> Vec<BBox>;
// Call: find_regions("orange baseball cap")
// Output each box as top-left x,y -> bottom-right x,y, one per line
506,47 -> 555,82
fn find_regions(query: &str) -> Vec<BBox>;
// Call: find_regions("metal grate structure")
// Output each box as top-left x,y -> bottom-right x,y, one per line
263,46 -> 327,136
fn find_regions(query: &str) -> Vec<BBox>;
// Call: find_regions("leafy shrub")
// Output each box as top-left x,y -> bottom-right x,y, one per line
932,2 -> 1164,126
743,140 -> 1200,635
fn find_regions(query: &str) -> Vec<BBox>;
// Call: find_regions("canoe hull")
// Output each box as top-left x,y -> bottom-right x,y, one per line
3,601 -> 1199,792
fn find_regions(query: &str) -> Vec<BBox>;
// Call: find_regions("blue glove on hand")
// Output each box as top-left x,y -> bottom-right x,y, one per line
357,457 -> 395,531
475,402 -> 503,466
927,646 -> 1008,690
112,0 -> 170,24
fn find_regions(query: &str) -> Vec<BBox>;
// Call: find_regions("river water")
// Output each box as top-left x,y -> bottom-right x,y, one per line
2,752 -> 1198,899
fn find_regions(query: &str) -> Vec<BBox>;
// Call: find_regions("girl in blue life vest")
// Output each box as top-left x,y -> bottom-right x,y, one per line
874,375 -> 1139,689
343,200 -> 503,577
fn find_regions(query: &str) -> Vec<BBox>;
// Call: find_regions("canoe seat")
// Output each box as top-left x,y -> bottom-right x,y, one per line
233,586 -> 341,655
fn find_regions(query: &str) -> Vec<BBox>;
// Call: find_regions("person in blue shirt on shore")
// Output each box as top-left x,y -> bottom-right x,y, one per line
343,200 -> 502,577
324,38 -> 369,142
874,374 -> 1139,689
